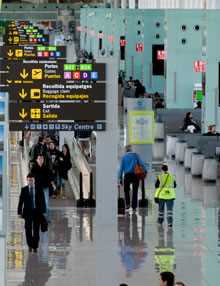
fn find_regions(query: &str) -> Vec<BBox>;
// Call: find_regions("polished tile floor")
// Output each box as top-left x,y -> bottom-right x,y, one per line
7,153 -> 220,286
6,116 -> 220,286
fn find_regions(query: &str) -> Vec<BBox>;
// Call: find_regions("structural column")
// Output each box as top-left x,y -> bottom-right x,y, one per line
95,58 -> 119,286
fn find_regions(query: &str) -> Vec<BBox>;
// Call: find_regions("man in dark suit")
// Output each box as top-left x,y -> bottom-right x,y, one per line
18,173 -> 46,253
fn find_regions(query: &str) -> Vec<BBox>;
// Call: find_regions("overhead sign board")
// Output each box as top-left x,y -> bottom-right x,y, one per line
4,21 -> 49,45
7,82 -> 106,101
0,46 -> 66,60
0,61 -> 106,83
3,61 -> 106,130
9,102 -> 106,121
9,122 -> 106,131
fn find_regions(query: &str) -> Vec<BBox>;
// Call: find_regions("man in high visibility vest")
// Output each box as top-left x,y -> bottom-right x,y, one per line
155,164 -> 177,228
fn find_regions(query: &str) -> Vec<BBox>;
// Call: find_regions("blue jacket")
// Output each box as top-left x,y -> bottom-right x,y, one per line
118,152 -> 147,181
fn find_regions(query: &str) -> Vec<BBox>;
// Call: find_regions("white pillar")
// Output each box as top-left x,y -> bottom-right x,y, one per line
121,0 -> 127,8
129,0 -> 135,8
95,58 -> 118,286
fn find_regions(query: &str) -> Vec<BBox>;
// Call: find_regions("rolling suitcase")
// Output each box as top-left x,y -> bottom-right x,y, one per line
118,185 -> 125,215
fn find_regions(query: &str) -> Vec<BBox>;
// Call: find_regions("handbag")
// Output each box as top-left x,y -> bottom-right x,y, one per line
154,174 -> 170,204
134,164 -> 146,180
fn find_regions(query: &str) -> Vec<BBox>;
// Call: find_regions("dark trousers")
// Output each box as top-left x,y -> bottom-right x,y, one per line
158,199 -> 174,225
24,211 -> 41,249
123,173 -> 139,209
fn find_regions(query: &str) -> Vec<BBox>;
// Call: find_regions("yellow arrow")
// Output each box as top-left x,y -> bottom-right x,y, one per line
19,109 -> 28,120
7,49 -> 13,57
20,69 -> 29,79
19,89 -> 27,99
7,80 -> 12,84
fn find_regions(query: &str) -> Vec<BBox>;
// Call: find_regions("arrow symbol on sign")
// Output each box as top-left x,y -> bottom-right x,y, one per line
19,89 -> 27,99
7,49 -> 13,57
19,109 -> 28,120
20,69 -> 28,79
6,80 -> 12,83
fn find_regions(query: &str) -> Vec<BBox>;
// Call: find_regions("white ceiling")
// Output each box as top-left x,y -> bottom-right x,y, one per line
137,0 -> 220,9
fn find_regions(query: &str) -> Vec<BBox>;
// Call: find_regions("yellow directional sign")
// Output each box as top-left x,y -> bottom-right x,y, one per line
7,49 -> 13,57
32,69 -> 42,80
19,109 -> 28,120
30,108 -> 41,119
30,89 -> 41,99
15,49 -> 23,57
19,89 -> 27,99
7,80 -> 12,84
13,37 -> 19,44
20,69 -> 29,79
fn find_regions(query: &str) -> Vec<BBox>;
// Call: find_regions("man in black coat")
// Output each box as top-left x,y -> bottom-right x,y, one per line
31,154 -> 56,221
17,173 -> 46,253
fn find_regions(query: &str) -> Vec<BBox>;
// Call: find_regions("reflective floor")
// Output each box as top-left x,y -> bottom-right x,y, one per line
6,106 -> 220,286
7,155 -> 220,285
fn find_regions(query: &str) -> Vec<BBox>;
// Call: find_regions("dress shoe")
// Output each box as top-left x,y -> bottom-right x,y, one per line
33,248 -> 38,253
28,247 -> 32,253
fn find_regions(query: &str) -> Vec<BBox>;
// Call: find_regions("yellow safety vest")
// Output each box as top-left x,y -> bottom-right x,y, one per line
154,173 -> 176,200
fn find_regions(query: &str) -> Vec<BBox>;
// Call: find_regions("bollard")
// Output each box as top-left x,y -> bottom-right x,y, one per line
85,172 -> 96,208
138,179 -> 148,208
77,172 -> 85,207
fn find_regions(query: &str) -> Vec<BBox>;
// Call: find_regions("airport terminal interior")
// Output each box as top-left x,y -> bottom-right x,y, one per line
1,1 -> 220,286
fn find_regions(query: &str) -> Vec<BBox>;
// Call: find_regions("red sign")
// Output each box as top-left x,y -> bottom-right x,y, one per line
108,35 -> 114,43
136,43 -> 144,52
157,50 -> 167,60
73,72 -> 81,80
194,61 -> 206,72
120,39 -> 127,47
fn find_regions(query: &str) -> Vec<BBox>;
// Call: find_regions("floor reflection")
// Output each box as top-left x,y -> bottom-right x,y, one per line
7,160 -> 220,286
19,254 -> 52,286
154,227 -> 175,274
76,208 -> 95,242
118,213 -> 148,277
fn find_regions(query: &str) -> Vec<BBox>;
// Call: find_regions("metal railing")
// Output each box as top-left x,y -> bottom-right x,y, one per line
65,136 -> 95,204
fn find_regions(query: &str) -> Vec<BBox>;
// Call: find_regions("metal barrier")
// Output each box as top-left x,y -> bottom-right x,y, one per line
77,172 -> 84,207
76,172 -> 96,208
65,136 -> 96,206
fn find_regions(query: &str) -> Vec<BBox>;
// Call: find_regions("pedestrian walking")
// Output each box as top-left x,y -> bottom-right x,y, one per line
118,145 -> 147,213
160,271 -> 175,286
31,154 -> 56,222
57,144 -> 72,198
17,173 -> 46,253
154,164 -> 177,228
